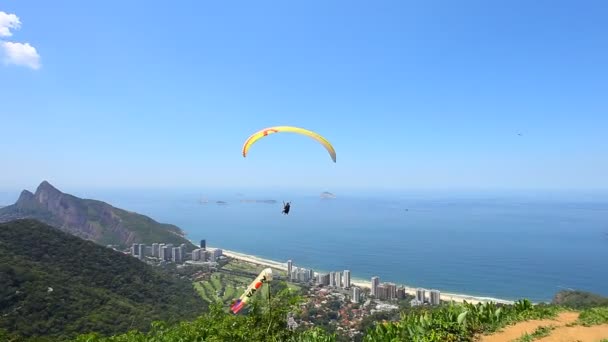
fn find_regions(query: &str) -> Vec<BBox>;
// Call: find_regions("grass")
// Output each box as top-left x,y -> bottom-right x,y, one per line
576,307 -> 608,326
194,272 -> 262,307
514,325 -> 556,342
193,259 -> 302,312
222,258 -> 288,277
193,282 -> 213,303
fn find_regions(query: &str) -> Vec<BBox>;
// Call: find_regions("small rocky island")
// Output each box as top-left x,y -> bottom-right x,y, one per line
320,191 -> 336,199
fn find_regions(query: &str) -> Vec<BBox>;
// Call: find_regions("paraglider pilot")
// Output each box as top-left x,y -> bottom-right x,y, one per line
282,201 -> 291,215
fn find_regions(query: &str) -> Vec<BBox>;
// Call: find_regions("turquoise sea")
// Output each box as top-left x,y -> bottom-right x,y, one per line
2,188 -> 607,303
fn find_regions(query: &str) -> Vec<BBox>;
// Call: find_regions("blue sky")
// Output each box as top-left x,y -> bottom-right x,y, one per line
1,0 -> 607,191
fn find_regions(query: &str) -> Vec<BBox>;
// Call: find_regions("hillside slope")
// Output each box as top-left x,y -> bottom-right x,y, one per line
0,219 -> 207,341
0,181 -> 195,248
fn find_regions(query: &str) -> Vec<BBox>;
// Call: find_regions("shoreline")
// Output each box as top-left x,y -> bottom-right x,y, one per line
210,246 -> 515,305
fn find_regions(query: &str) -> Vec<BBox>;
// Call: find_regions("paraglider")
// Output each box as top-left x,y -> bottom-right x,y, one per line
242,126 -> 336,162
230,268 -> 273,314
282,201 -> 291,215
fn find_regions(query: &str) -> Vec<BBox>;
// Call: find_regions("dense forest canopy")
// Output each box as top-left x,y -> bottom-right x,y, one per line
0,219 -> 206,341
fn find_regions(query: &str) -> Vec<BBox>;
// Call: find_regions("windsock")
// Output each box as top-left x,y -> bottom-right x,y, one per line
230,268 -> 273,314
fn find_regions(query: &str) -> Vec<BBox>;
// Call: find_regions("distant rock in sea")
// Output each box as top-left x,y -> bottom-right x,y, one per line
216,201 -> 228,205
0,181 -> 195,249
320,191 -> 336,199
240,199 -> 277,204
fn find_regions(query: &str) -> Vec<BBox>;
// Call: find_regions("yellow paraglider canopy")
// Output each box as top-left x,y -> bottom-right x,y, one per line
242,126 -> 336,162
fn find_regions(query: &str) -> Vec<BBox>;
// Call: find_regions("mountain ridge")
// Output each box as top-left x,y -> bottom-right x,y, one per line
0,181 -> 195,249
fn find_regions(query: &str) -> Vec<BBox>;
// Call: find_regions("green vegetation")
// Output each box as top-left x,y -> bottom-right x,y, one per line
0,219 -> 207,342
576,307 -> 608,326
193,259 -> 300,308
362,299 -> 563,342
552,289 -> 608,309
64,286 -> 608,342
75,286 -> 336,342
223,258 -> 288,277
195,269 -> 301,308
514,325 -> 556,342
195,273 -> 253,306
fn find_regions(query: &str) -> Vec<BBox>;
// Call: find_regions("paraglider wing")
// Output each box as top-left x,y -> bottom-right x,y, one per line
230,268 -> 273,314
242,126 -> 336,162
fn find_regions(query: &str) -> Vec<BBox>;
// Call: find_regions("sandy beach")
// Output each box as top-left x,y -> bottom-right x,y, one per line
214,247 -> 514,305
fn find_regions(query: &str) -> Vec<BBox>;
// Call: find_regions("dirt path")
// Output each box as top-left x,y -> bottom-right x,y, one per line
479,312 -> 580,342
536,324 -> 608,342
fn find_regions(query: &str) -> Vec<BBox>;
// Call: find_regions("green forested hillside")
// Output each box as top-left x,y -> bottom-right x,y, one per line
0,219 -> 207,341
552,290 -> 608,309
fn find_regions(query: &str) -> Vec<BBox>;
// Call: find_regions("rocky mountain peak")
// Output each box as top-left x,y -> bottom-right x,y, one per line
35,180 -> 62,198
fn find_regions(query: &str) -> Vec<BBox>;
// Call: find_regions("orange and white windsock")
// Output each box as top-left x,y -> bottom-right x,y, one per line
230,268 -> 273,314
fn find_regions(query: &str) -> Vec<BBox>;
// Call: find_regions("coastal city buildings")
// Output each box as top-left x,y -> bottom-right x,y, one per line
287,260 -> 292,277
386,282 -> 397,300
152,243 -> 159,257
317,273 -> 330,286
343,270 -> 351,288
416,288 -> 426,303
200,239 -> 206,250
127,241 -> 225,265
430,289 -> 441,305
192,248 -> 207,261
210,248 -> 223,262
352,287 -> 361,303
371,276 -> 380,297
160,244 -> 173,261
130,243 -> 146,259
171,247 -> 182,263
330,272 -> 337,287
397,287 -> 406,299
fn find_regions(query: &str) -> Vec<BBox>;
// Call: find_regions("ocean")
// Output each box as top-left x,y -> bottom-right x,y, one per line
2,188 -> 607,303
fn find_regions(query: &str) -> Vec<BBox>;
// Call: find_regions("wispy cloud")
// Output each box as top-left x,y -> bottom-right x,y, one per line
0,11 -> 41,70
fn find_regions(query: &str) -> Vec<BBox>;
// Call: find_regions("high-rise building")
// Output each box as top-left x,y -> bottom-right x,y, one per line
430,290 -> 441,305
172,247 -> 182,263
179,244 -> 186,259
160,244 -> 173,261
416,288 -> 426,303
336,272 -> 342,288
158,243 -> 165,258
192,248 -> 201,261
200,239 -> 206,250
287,260 -> 293,280
329,272 -> 336,287
385,283 -> 397,300
152,243 -> 159,257
352,287 -> 361,303
376,285 -> 387,300
371,276 -> 380,297
138,244 -> 146,259
317,273 -> 330,286
131,243 -> 138,257
343,270 -> 351,288
210,248 -> 223,262
397,287 -> 406,299
307,269 -> 314,280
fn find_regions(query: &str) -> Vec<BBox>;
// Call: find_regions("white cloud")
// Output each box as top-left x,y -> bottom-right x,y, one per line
1,41 -> 41,69
0,11 -> 21,37
0,11 -> 41,69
